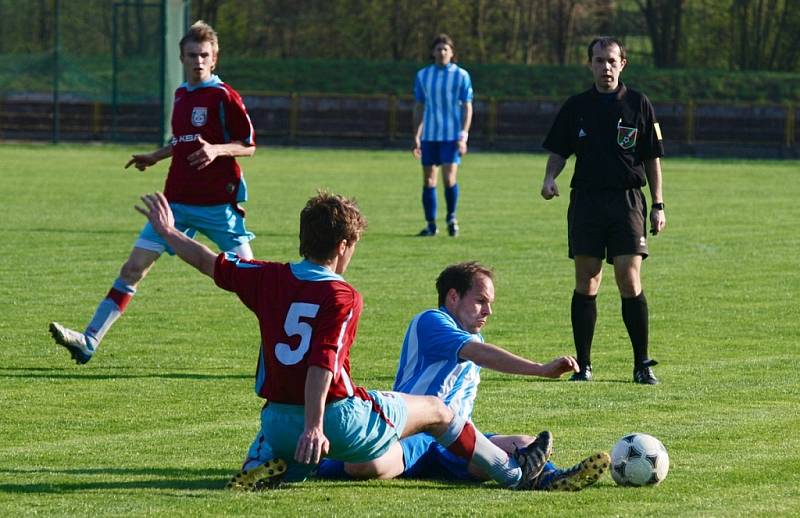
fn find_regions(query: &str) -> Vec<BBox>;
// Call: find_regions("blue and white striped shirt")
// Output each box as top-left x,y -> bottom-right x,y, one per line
393,307 -> 482,421
414,63 -> 474,142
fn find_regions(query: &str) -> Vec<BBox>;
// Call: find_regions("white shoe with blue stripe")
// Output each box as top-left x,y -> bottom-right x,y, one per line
49,322 -> 94,364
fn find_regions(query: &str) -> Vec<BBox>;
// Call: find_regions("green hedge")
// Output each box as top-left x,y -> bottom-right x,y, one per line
3,54 -> 799,104
219,59 -> 800,104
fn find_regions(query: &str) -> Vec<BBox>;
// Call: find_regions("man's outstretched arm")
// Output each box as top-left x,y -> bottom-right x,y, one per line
135,192 -> 216,277
460,341 -> 578,378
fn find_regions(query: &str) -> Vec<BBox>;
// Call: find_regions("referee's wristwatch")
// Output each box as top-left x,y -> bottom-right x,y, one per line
651,202 -> 665,211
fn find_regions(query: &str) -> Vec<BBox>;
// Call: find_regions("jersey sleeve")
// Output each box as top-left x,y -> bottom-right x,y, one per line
222,86 -> 255,146
638,95 -> 664,161
459,70 -> 474,102
306,287 -> 358,374
414,71 -> 425,102
542,98 -> 574,158
415,310 -> 475,363
213,252 -> 272,313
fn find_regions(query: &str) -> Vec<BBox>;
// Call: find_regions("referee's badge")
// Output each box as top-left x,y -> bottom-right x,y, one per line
191,107 -> 208,127
617,122 -> 638,149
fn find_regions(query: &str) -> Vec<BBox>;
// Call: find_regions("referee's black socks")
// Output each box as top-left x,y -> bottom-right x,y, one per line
621,292 -> 649,367
571,291 -> 597,370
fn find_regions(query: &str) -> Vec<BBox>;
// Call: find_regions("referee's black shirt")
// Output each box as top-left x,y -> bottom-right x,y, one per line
543,82 -> 664,190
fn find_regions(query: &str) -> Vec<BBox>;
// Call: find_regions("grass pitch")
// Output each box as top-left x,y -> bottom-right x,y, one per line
1,144 -> 799,516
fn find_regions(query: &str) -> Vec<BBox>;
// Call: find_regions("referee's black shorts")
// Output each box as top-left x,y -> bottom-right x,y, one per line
567,188 -> 649,264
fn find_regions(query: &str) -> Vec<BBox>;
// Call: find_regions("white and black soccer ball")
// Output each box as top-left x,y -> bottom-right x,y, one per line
610,433 -> 669,486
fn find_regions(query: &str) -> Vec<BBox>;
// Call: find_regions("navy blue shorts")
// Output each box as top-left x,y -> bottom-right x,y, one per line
421,140 -> 461,166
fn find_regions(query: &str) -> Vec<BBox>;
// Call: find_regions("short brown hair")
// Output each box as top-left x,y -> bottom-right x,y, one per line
179,20 -> 219,56
436,262 -> 494,307
299,192 -> 367,262
587,36 -> 626,62
430,33 -> 457,61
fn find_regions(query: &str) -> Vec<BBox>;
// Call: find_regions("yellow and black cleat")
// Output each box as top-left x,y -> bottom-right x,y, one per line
226,458 -> 288,491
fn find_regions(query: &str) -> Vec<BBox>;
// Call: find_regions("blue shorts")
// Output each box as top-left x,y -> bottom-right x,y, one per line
399,431 -> 495,481
421,140 -> 461,166
244,391 -> 409,483
135,202 -> 254,255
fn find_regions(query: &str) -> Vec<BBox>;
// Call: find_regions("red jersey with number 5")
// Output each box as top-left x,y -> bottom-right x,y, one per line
213,253 -> 367,404
165,75 -> 255,206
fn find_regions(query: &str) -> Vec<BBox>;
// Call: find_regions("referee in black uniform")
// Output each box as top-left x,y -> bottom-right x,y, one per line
540,36 -> 666,385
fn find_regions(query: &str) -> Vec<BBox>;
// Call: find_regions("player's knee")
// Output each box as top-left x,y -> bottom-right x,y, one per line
517,434 -> 535,446
576,276 -> 601,295
427,396 -> 452,425
615,275 -> 641,298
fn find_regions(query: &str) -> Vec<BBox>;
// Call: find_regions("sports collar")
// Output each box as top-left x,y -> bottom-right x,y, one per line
290,259 -> 344,282
182,74 -> 222,92
591,81 -> 627,100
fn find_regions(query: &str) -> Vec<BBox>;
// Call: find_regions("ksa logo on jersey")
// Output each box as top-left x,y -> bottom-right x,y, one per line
191,107 -> 208,127
617,121 -> 638,149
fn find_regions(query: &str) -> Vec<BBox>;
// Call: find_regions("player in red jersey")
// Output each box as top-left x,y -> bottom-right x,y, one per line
135,190 -> 555,491
49,21 -> 257,364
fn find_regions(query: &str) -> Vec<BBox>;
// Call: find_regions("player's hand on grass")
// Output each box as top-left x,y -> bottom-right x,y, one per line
540,356 -> 579,378
125,153 -> 159,171
295,426 -> 330,464
541,177 -> 560,200
650,207 -> 666,236
135,192 -> 175,236
188,136 -> 218,169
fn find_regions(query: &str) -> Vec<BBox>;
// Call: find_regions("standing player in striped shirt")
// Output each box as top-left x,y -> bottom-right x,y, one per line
412,34 -> 473,237
49,21 -> 257,364
318,262 -> 611,491
135,191 -> 554,491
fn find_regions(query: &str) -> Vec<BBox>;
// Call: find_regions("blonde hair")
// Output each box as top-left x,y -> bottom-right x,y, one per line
179,20 -> 219,57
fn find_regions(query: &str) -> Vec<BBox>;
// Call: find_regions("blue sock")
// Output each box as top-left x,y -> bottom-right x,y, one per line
422,186 -> 437,227
444,183 -> 459,222
315,459 -> 353,479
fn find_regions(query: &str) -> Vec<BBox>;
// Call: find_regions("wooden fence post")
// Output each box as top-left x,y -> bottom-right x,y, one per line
488,97 -> 497,146
388,94 -> 397,141
93,102 -> 103,139
785,103 -> 796,147
289,93 -> 299,141
685,100 -> 695,145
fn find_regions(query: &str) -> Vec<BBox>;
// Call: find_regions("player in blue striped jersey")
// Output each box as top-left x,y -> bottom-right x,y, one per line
318,262 -> 611,490
412,34 -> 473,237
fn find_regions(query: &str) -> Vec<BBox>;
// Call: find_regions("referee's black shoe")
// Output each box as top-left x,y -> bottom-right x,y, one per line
569,365 -> 592,382
633,360 -> 659,385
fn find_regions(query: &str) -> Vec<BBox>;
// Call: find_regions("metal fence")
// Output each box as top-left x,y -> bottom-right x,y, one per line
2,93 -> 797,157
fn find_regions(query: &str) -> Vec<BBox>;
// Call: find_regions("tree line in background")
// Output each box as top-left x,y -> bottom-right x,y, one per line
2,0 -> 800,71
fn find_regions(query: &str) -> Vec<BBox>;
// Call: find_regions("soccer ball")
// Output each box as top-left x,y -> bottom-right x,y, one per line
610,433 -> 669,486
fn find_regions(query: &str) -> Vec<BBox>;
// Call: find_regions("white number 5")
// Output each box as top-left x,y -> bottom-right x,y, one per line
275,302 -> 320,366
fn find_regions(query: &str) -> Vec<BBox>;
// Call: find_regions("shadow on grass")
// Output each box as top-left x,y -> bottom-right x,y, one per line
0,467 -> 480,493
0,466 -> 230,492
0,367 -> 249,381
19,228 -> 136,236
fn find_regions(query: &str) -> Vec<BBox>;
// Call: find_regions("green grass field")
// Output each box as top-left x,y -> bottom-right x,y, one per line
1,144 -> 798,516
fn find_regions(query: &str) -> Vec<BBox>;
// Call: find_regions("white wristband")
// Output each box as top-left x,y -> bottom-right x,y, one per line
459,130 -> 469,143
